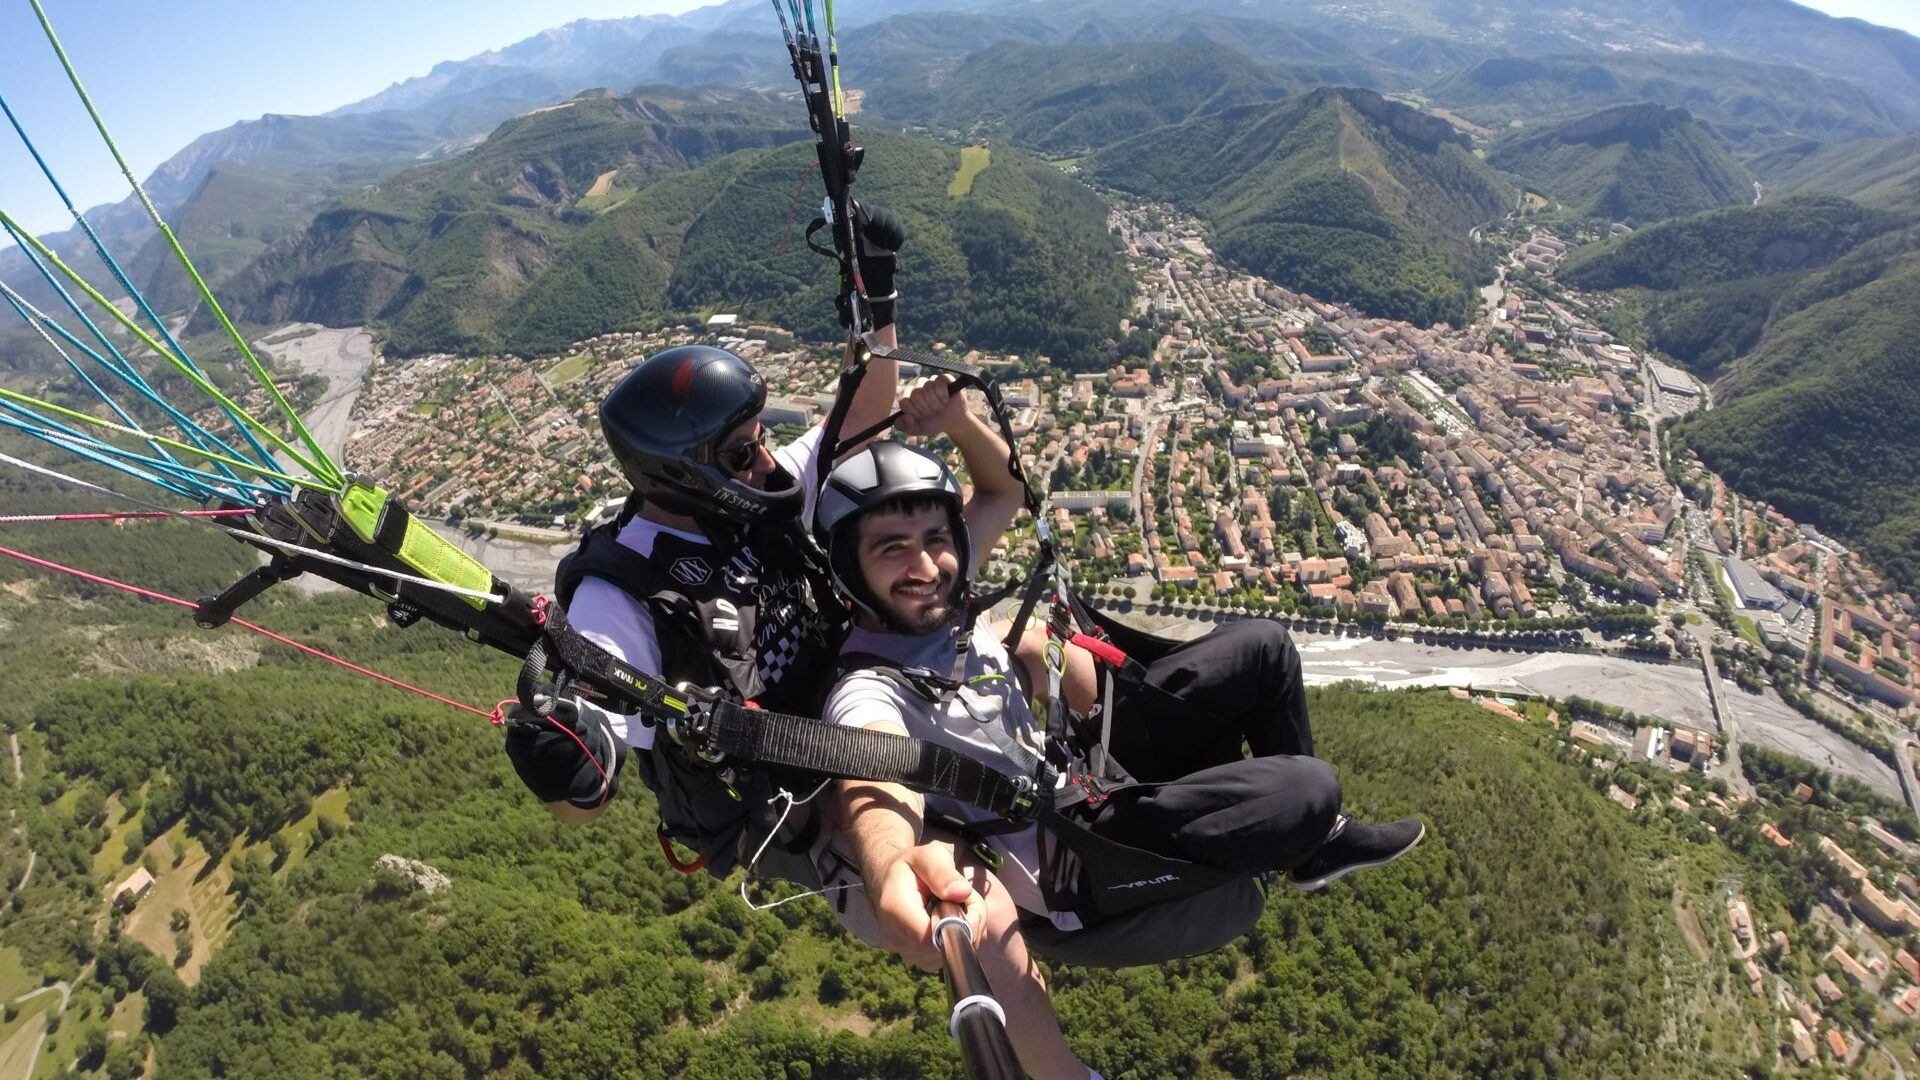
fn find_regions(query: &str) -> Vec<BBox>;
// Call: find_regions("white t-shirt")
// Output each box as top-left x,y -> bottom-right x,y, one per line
823,620 -> 1082,930
567,426 -> 826,751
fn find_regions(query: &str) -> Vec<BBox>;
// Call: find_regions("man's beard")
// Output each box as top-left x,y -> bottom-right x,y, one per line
883,575 -> 956,634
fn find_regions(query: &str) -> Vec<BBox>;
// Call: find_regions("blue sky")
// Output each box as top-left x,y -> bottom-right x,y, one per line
1,0 -> 1917,236
0,1 -> 705,234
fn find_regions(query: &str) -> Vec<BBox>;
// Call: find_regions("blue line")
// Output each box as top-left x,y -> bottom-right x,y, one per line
0,264 -> 284,494
0,411 -> 281,502
0,286 -> 198,487
0,413 -> 207,500
0,90 -> 285,475
0,222 -> 284,493
0,397 -> 230,500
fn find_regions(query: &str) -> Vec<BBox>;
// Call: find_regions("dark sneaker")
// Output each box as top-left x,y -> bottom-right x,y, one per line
1288,816 -> 1425,891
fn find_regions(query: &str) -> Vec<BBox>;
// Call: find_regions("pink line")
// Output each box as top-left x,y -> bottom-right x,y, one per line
0,542 -> 493,720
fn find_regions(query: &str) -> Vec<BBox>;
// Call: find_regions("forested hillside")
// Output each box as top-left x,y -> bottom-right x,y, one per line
1488,104 -> 1751,226
1752,135 -> 1920,217
0,471 -> 1793,1078
218,91 -> 1130,364
218,88 -> 802,354
1559,195 -> 1920,592
1429,53 -> 1915,155
1088,87 -> 1511,326
865,41 -> 1292,154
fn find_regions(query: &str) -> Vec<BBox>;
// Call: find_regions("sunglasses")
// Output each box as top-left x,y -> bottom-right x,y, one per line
718,430 -> 769,473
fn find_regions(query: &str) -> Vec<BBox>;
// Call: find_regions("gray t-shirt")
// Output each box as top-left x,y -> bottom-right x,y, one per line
823,621 -> 1081,930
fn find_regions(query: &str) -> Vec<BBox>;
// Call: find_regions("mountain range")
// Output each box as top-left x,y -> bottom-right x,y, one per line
1090,87 -> 1513,326
218,89 -> 1132,363
2,0 -> 1915,321
1488,103 -> 1752,225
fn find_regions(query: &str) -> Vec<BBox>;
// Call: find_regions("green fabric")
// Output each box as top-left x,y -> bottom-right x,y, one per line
339,483 -> 492,610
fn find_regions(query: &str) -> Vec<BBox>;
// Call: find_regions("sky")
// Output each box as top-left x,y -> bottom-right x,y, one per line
1,0 -> 1917,236
0,1 -> 706,235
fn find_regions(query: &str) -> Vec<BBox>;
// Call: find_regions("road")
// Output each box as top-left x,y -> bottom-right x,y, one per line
4,980 -> 73,1080
1131,414 -> 1162,529
1695,633 -> 1749,791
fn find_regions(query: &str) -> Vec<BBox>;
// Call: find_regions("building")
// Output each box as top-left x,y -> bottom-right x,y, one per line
111,867 -> 155,908
1571,722 -> 1611,748
1827,1028 -> 1850,1062
1789,1019 -> 1816,1064
1865,821 -> 1908,858
1630,725 -> 1666,763
1852,882 -> 1918,934
1829,944 -> 1870,986
1819,836 -> 1869,881
1669,728 -> 1713,767
1647,359 -> 1700,398
1051,490 -> 1134,513
1896,948 -> 1919,983
1722,557 -> 1786,611
759,395 -> 817,427
1813,972 -> 1844,1004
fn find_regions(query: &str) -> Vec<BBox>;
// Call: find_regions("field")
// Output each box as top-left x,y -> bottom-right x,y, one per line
575,169 -> 635,213
948,145 -> 991,197
548,353 -> 593,385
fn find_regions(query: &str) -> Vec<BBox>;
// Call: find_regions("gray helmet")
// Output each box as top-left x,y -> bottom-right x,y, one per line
817,441 -> 971,629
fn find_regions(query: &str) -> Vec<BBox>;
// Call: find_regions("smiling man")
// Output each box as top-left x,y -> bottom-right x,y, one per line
809,389 -> 1424,1080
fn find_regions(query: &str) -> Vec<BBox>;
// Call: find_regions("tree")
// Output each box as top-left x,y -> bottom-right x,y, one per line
144,968 -> 187,1034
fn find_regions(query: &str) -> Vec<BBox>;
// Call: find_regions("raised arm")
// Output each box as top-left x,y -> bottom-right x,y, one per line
897,377 -> 1024,567
834,202 -> 907,456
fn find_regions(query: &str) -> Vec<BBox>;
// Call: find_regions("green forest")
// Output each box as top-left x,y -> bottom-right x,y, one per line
0,471 -> 1887,1078
1487,104 -> 1751,227
219,92 -> 1132,368
1089,88 -> 1511,328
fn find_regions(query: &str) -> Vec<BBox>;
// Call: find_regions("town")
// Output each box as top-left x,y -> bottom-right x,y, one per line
335,201 -> 1914,731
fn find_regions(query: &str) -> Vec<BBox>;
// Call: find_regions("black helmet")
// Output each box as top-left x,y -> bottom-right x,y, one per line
816,441 -> 971,630
600,345 -> 803,523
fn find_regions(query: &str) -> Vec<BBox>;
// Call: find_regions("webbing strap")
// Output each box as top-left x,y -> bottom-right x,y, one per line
700,702 -> 1040,818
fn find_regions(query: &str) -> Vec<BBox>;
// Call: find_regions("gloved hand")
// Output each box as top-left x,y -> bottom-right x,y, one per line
840,200 -> 904,331
503,699 -> 629,810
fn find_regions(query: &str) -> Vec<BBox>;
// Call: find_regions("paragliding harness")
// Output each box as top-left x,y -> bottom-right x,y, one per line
551,495 -> 847,879
832,575 -> 1245,920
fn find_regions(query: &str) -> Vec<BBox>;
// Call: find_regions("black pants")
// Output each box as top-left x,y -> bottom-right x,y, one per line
1096,619 -> 1339,874
1108,618 -> 1316,777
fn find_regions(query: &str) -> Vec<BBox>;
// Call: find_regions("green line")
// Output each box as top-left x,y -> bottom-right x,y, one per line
0,210 -> 337,484
0,386 -> 333,494
824,0 -> 846,115
27,0 -> 342,488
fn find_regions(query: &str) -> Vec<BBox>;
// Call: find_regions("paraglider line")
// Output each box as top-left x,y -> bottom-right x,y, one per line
0,542 -> 494,720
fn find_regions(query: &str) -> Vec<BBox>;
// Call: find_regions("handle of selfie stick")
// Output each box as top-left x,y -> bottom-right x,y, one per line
932,901 -> 1022,1080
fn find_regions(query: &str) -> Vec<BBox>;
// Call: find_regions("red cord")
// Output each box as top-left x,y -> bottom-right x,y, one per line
768,159 -> 821,259
0,542 -> 493,720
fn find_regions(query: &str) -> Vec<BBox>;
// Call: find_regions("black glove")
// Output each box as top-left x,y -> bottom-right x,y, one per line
842,200 -> 903,331
503,699 -> 629,810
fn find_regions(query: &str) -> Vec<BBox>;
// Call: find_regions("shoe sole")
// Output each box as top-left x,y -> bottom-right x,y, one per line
1289,823 -> 1426,891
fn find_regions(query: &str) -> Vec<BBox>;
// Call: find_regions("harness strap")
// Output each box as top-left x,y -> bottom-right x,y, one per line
692,699 -> 1041,817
